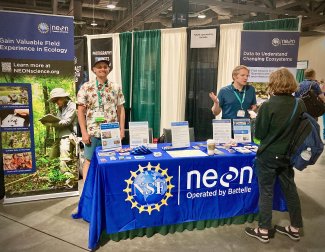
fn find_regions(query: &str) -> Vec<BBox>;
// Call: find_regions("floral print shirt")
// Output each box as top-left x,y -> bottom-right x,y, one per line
77,79 -> 125,137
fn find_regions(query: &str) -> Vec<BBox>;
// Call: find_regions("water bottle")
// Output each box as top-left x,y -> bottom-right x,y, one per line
300,147 -> 312,161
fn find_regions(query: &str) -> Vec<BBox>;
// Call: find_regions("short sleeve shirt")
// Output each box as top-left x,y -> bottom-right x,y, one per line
217,83 -> 257,119
77,79 -> 125,137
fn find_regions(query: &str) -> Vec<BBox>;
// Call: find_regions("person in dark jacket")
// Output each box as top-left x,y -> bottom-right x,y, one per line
245,68 -> 307,243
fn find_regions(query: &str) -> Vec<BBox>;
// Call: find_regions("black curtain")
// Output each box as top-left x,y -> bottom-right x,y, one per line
185,26 -> 220,141
74,36 -> 88,138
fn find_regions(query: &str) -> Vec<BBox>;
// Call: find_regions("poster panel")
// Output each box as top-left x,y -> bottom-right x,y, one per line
240,31 -> 300,103
90,37 -> 113,69
0,83 -> 36,175
0,11 -> 78,203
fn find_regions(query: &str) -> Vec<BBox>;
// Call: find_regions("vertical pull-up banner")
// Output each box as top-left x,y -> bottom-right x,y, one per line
240,31 -> 300,82
0,11 -> 77,203
240,31 -> 299,103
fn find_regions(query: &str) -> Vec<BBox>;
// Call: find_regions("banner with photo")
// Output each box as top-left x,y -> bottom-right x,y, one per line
240,31 -> 300,103
0,11 -> 78,203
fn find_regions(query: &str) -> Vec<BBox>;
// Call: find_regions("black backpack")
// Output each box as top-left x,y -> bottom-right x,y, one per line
300,82 -> 325,117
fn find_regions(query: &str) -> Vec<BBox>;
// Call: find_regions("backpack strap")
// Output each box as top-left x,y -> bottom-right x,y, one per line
257,99 -> 298,155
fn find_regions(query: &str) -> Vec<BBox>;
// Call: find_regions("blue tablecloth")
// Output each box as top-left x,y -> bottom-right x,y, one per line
73,143 -> 287,249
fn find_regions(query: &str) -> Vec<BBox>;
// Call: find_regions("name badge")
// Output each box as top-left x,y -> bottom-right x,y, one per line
94,111 -> 105,122
237,110 -> 245,117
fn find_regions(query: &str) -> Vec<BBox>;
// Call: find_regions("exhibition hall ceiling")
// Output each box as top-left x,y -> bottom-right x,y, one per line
0,0 -> 325,36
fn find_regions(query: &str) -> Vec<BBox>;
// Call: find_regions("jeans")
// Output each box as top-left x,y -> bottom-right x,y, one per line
255,152 -> 303,229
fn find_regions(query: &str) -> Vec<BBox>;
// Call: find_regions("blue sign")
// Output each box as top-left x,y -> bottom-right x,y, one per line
0,11 -> 74,61
240,31 -> 300,68
240,31 -> 300,82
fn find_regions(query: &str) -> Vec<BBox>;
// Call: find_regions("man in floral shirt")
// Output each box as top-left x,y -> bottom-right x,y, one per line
77,58 -> 125,181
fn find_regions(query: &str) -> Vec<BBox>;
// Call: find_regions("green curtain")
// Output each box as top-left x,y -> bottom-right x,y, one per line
119,32 -> 132,109
243,18 -> 299,31
296,69 -> 305,83
119,32 -> 132,128
132,30 -> 161,137
99,213 -> 258,244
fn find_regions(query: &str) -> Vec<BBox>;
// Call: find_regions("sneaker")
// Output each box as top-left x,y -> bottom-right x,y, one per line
245,227 -> 270,243
275,225 -> 300,241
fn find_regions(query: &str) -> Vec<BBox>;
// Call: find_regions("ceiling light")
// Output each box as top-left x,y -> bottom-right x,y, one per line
107,4 -> 116,9
107,1 -> 116,9
91,0 -> 97,26
198,14 -> 206,19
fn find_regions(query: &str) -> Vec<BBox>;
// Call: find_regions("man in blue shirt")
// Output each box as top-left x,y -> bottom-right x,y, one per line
209,65 -> 257,119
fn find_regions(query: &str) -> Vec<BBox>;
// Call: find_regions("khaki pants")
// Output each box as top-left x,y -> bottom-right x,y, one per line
50,136 -> 72,161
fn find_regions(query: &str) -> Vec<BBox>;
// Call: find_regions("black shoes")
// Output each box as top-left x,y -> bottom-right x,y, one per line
245,225 -> 300,243
245,227 -> 270,243
275,225 -> 300,241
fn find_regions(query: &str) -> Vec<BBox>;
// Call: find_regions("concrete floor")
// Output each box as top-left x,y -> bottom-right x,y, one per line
1,152 -> 325,252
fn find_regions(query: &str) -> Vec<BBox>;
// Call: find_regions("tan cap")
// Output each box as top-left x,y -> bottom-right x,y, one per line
49,88 -> 70,102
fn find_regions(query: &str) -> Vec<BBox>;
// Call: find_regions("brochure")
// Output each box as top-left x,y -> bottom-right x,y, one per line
129,121 -> 149,148
212,119 -> 232,144
100,122 -> 121,150
171,121 -> 190,148
232,119 -> 251,143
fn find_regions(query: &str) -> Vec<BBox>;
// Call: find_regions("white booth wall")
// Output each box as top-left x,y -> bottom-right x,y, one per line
298,35 -> 325,81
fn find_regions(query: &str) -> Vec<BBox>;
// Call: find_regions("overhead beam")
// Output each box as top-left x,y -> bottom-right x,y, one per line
190,0 -> 308,17
262,0 -> 274,9
131,0 -> 173,30
108,0 -> 159,32
315,2 -> 325,13
277,2 -> 301,11
297,0 -> 312,13
0,3 -> 51,13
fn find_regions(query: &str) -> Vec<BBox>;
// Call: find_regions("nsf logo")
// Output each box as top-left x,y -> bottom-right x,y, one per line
124,163 -> 174,214
272,38 -> 281,46
38,22 -> 49,34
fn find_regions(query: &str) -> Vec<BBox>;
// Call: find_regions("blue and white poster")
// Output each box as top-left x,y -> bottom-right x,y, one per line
240,31 -> 300,83
0,83 -> 36,175
0,11 -> 78,203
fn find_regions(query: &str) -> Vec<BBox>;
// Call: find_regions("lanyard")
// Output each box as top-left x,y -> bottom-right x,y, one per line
233,85 -> 246,110
96,79 -> 107,108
